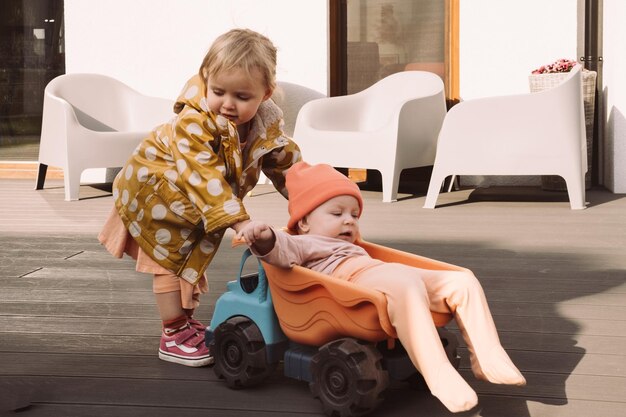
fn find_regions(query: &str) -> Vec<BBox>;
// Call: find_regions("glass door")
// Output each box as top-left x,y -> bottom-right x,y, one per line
328,0 -> 458,185
330,0 -> 458,103
0,0 -> 65,161
346,0 -> 445,94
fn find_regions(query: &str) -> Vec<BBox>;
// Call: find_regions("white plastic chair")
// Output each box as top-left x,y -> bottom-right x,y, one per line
250,81 -> 326,189
293,71 -> 446,202
273,81 -> 325,137
36,73 -> 174,201
423,64 -> 587,210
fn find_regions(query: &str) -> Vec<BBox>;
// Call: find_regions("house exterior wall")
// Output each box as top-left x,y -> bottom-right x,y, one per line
459,0 -> 578,100
64,0 -> 328,98
458,0 -> 578,187
602,0 -> 626,193
64,0 -> 623,193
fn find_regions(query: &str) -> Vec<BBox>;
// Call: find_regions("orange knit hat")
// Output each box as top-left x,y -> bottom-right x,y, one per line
286,162 -> 363,230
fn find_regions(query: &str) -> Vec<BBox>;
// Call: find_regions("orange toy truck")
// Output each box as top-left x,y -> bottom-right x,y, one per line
207,239 -> 462,416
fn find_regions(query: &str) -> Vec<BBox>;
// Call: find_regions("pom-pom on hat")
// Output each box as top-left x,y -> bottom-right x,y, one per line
286,161 -> 363,230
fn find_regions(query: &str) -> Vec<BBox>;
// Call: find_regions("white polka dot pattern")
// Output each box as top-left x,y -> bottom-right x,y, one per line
153,245 -> 168,260
155,228 -> 171,244
187,171 -> 200,186
199,97 -> 209,113
199,238 -> 214,254
176,159 -> 188,173
179,240 -> 193,255
181,268 -> 198,281
186,123 -> 202,136
152,204 -> 167,220
177,138 -> 191,153
121,189 -> 129,205
137,167 -> 149,182
196,151 -> 211,164
184,85 -> 198,99
111,74 -> 301,284
206,178 -> 223,196
223,199 -> 241,215
164,169 -> 178,183
129,221 -> 141,237
170,201 -> 185,216
145,146 -> 157,161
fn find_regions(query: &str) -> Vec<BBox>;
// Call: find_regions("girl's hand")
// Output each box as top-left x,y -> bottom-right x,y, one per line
232,219 -> 251,234
236,220 -> 276,255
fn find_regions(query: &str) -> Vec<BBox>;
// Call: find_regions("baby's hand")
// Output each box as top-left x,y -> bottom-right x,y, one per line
236,221 -> 276,255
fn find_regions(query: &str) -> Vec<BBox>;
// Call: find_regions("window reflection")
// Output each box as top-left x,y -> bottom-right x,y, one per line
346,0 -> 444,94
0,0 -> 65,159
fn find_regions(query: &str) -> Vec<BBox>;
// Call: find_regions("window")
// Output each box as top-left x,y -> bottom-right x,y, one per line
330,0 -> 458,106
0,0 -> 65,161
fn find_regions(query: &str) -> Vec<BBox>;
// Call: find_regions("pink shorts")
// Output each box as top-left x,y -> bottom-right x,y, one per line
98,207 -> 208,308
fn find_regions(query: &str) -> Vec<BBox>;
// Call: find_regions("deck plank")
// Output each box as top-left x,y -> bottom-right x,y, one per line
1,179 -> 625,416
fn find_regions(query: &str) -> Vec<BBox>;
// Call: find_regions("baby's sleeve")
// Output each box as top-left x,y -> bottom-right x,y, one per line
256,229 -> 308,268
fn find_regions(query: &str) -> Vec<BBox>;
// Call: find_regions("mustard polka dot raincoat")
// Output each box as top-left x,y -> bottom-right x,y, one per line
112,75 -> 301,284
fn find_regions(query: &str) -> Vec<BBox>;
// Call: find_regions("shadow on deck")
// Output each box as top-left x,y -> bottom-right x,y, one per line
0,179 -> 625,416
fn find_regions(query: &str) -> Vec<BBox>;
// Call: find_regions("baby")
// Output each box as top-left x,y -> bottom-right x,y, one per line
237,161 -> 525,413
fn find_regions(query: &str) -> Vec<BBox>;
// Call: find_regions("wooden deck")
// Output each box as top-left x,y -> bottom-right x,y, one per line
1,178 -> 625,417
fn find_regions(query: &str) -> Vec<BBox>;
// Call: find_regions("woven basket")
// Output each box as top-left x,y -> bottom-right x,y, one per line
528,70 -> 597,191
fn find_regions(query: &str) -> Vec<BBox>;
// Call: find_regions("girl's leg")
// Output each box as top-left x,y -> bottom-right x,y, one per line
154,272 -> 208,322
155,290 -> 186,322
348,263 -> 478,413
153,273 -> 212,367
180,275 -> 208,331
419,268 -> 526,386
154,272 -> 187,329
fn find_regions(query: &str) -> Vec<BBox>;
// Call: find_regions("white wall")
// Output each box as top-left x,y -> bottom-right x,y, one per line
64,0 -> 328,99
65,0 -> 623,192
459,0 -> 578,100
64,0 -> 328,183
458,0 -> 579,187
602,0 -> 626,193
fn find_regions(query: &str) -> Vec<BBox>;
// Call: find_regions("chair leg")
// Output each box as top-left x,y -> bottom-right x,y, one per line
423,171 -> 448,209
64,167 -> 82,201
445,175 -> 459,192
35,163 -> 48,190
381,171 -> 401,203
564,173 -> 586,210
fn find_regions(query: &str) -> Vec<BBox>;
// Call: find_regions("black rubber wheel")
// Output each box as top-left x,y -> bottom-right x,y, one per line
211,316 -> 277,389
310,338 -> 389,417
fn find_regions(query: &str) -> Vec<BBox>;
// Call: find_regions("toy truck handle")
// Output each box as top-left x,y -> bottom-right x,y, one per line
209,248 -> 287,350
236,248 -> 268,301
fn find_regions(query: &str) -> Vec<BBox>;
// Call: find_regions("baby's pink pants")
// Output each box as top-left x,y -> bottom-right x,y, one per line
333,257 -> 522,411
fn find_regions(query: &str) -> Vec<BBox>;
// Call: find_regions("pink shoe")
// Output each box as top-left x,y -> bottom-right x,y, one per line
187,317 -> 207,332
158,326 -> 213,367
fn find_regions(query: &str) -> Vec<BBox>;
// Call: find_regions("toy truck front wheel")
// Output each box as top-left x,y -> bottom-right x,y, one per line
310,338 -> 389,417
211,316 -> 277,388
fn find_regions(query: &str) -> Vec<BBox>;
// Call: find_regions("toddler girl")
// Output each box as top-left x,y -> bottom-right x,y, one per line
99,29 -> 301,367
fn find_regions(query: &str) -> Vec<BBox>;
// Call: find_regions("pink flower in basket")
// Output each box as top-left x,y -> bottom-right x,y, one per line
531,58 -> 577,74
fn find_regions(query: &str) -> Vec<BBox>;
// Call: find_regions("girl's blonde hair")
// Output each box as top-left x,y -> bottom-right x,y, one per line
199,28 -> 277,92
